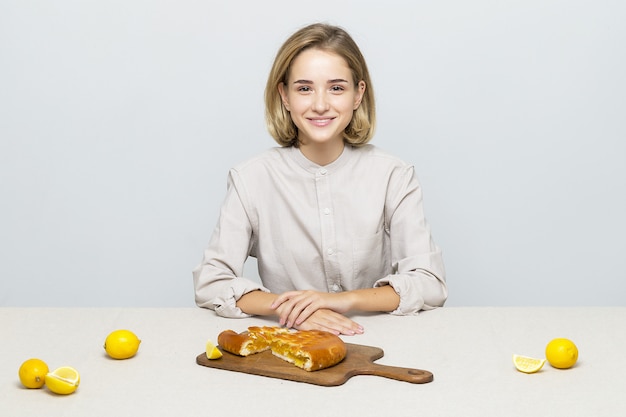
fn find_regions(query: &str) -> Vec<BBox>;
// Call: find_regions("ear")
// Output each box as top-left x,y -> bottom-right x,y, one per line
354,80 -> 366,110
278,82 -> 291,111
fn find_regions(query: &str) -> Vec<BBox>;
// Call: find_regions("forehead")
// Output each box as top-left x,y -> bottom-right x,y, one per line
288,48 -> 352,80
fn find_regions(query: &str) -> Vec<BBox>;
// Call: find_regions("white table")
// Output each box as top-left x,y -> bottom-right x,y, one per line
1,307 -> 624,417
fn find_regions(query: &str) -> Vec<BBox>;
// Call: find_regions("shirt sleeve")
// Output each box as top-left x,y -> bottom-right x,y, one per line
373,165 -> 447,315
192,170 -> 269,318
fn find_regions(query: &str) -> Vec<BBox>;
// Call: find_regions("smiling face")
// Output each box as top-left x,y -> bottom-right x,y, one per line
278,48 -> 365,163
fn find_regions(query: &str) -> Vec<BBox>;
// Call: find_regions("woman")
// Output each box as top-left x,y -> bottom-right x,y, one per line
193,23 -> 447,336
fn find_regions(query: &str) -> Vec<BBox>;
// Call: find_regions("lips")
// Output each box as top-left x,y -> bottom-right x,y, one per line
308,117 -> 335,127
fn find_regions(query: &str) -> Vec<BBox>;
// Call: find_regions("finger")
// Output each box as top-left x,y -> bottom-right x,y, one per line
299,310 -> 364,336
293,303 -> 319,326
321,315 -> 364,336
295,320 -> 341,335
286,298 -> 314,328
270,291 -> 301,309
276,296 -> 307,327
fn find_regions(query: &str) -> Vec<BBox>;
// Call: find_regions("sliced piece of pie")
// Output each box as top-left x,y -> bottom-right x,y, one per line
217,326 -> 346,371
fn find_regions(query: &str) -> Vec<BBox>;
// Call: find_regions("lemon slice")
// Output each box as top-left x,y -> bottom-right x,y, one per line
45,366 -> 80,395
513,354 -> 546,374
206,339 -> 223,360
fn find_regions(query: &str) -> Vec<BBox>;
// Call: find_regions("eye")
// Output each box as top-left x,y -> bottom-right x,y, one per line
330,85 -> 345,93
297,86 -> 312,92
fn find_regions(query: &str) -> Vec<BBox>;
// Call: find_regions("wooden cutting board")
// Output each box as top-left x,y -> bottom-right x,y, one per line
196,343 -> 433,386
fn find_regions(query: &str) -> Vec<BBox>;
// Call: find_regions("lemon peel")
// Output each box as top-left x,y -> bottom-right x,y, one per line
104,329 -> 141,359
546,338 -> 578,369
18,358 -> 49,389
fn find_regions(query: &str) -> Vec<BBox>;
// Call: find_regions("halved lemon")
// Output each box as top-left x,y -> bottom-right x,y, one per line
45,366 -> 80,395
205,339 -> 222,360
513,354 -> 546,374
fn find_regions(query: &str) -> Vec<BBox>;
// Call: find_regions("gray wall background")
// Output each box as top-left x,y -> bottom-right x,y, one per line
1,0 -> 624,307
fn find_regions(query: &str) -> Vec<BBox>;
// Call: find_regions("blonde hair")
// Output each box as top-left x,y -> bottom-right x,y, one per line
265,23 -> 376,147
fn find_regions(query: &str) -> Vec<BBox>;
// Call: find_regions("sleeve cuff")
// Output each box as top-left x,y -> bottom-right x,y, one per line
211,279 -> 270,318
374,276 -> 424,316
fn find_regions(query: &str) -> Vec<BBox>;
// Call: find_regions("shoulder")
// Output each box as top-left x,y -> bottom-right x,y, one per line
351,144 -> 412,169
232,147 -> 288,171
226,147 -> 297,191
232,147 -> 287,172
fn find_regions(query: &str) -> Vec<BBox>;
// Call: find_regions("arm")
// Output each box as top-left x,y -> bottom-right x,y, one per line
270,286 -> 399,331
376,165 -> 447,314
344,286 -> 401,312
237,289 -> 371,335
235,290 -> 278,316
193,170 -> 268,317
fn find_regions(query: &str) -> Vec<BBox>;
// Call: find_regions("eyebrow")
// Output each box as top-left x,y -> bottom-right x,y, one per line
292,78 -> 350,84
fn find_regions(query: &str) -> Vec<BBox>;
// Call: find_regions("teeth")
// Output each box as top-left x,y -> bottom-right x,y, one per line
311,119 -> 331,124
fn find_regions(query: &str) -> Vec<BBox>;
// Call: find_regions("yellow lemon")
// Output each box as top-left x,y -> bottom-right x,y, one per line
18,358 -> 49,389
513,354 -> 546,374
545,338 -> 578,369
104,329 -> 141,359
45,366 -> 80,395
205,339 -> 223,360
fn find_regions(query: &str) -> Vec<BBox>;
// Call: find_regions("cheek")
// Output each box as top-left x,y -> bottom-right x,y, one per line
286,96 -> 310,113
339,97 -> 360,113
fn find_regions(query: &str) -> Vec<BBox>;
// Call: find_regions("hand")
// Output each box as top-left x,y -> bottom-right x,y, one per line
271,290 -> 363,335
272,290 -> 343,327
292,308 -> 364,336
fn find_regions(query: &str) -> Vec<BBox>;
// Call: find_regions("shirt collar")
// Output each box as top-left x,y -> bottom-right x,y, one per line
288,144 -> 354,175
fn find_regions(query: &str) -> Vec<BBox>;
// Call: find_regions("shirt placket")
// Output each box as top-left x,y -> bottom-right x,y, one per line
315,167 -> 342,293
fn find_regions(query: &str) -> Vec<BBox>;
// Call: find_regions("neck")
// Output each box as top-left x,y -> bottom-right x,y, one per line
299,140 -> 345,166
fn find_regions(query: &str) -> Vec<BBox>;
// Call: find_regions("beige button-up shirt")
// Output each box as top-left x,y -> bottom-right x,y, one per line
193,144 -> 447,317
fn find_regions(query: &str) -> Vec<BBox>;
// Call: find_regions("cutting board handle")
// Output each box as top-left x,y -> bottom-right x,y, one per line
352,363 -> 434,384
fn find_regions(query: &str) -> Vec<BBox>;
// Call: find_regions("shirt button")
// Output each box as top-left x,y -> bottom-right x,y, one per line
323,208 -> 331,215
331,284 -> 341,292
319,168 -> 327,175
327,248 -> 334,255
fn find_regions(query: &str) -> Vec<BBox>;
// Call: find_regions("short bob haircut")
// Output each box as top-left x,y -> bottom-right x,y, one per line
265,23 -> 376,147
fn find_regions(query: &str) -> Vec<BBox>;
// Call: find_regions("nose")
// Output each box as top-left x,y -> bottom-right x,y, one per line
312,91 -> 330,113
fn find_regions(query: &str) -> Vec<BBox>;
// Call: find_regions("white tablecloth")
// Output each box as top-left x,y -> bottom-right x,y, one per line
1,307 -> 624,417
